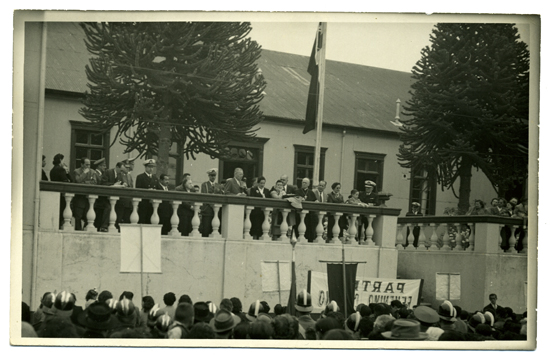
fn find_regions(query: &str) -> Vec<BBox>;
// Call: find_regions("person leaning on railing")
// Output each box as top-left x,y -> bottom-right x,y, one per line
326,182 -> 347,241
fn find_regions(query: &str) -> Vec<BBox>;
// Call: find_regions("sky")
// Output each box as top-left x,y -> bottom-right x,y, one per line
247,17 -> 533,73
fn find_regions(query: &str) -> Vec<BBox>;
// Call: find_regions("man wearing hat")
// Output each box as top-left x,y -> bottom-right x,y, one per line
194,301 -> 214,325
294,290 -> 316,339
200,168 -> 224,237
99,161 -> 130,231
122,157 -> 136,188
381,319 -> 428,340
412,305 -> 440,332
245,300 -> 265,323
209,309 -> 241,339
358,180 -> 380,239
78,301 -> 118,338
406,201 -> 424,247
135,159 -> 160,224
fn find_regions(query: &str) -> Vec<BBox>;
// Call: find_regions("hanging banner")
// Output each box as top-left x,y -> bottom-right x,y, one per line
309,271 -> 422,313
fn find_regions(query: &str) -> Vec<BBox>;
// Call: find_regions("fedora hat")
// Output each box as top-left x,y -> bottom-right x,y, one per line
381,319 -> 428,340
413,306 -> 439,324
438,300 -> 457,322
194,302 -> 213,323
295,289 -> 313,313
209,309 -> 241,333
467,312 -> 486,332
77,301 -> 118,331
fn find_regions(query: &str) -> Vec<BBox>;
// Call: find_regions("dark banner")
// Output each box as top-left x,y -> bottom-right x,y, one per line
326,263 -> 358,316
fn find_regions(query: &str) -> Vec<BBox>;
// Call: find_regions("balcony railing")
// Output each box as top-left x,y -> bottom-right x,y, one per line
39,181 -> 401,247
396,215 -> 528,254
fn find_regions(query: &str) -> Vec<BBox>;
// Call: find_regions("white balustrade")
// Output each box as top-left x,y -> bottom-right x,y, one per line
261,207 -> 273,241
348,214 -> 359,245
405,224 -> 416,250
297,210 -> 308,243
62,193 -> 75,231
364,214 -> 376,246
210,204 -> 222,238
314,211 -> 326,244
151,199 -> 161,225
243,206 -> 253,240
331,212 -> 342,244
85,195 -> 98,232
417,224 -> 428,250
170,201 -> 182,237
190,203 -> 202,237
440,223 -> 451,251
108,196 -> 119,233
429,223 -> 439,251
280,209 -> 290,241
130,198 -> 141,224
395,223 -> 405,250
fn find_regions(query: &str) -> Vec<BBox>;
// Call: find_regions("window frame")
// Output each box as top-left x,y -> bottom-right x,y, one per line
218,138 -> 269,184
293,144 -> 327,187
70,120 -> 110,173
353,151 -> 386,191
409,166 -> 438,215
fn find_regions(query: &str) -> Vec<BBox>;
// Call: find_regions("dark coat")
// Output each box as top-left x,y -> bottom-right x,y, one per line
50,165 -> 72,182
135,172 -> 160,190
359,191 -> 379,206
295,187 -> 317,202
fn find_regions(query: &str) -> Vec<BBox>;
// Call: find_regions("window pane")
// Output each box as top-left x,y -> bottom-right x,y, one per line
90,133 -> 103,146
297,168 -> 307,179
357,159 -> 366,172
76,147 -> 88,160
90,149 -> 103,161
297,152 -> 308,165
76,131 -> 89,144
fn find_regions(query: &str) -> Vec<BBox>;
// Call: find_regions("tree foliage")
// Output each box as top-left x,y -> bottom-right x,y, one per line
79,22 -> 267,165
398,23 -> 529,213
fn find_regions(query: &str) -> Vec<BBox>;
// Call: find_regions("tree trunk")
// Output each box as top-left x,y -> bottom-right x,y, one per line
157,123 -> 171,177
457,157 -> 472,215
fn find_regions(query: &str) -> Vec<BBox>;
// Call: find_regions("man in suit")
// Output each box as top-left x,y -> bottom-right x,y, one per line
135,159 -> 160,224
99,161 -> 129,232
313,180 -> 327,203
405,201 -> 423,247
224,167 -> 247,196
483,294 -> 504,318
280,174 -> 296,195
122,157 -> 137,188
157,173 -> 172,235
200,168 -> 224,237
358,180 -> 380,241
92,158 -> 108,229
295,177 -> 318,242
72,157 -> 100,230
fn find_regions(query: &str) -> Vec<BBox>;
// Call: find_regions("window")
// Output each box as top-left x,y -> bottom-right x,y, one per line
354,152 -> 385,191
219,138 -> 269,187
293,145 -> 327,187
70,121 -> 110,172
435,273 -> 461,300
409,167 -> 437,215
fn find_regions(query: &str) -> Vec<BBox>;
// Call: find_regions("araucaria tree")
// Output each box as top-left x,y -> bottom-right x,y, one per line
79,22 -> 266,175
398,23 -> 529,214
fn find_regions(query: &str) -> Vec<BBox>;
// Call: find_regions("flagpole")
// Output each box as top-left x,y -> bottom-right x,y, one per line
313,22 -> 327,185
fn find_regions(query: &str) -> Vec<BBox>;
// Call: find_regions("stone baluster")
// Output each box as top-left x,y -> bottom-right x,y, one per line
440,223 -> 451,251
331,212 -> 342,244
429,223 -> 439,251
347,214 -> 359,245
468,224 -> 475,252
243,206 -> 253,240
190,203 -> 202,237
454,224 -> 463,251
210,204 -> 222,238
314,211 -> 326,244
151,199 -> 161,225
170,201 -> 182,237
395,223 -> 405,250
417,224 -> 428,250
405,224 -> 416,250
297,210 -> 308,243
107,196 -> 119,233
280,209 -> 290,241
520,224 -> 528,254
261,207 -> 273,241
62,193 -> 75,231
130,198 -> 141,224
364,214 -> 376,246
85,195 -> 98,232
498,224 -> 504,252
507,225 -> 518,253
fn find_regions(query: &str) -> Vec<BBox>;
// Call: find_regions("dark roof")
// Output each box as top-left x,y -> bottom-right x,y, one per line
45,22 -> 414,133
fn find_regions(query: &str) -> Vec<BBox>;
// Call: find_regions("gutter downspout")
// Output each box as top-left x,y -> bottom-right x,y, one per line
31,22 -> 47,309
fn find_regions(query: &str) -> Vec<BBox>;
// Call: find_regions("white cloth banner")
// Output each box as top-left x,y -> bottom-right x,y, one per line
309,271 -> 422,313
120,224 -> 162,273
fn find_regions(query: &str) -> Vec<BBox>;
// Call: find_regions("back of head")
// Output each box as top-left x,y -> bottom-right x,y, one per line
326,311 -> 345,329
142,296 -> 155,312
119,291 -> 134,301
178,294 -> 193,305
38,316 -> 79,338
248,320 -> 274,339
359,305 -> 372,318
98,290 -> 113,304
358,317 -> 374,338
232,322 -> 249,339
260,301 -> 271,314
272,314 -> 299,340
175,302 -> 194,325
315,316 -> 342,337
163,292 -> 176,306
274,304 -> 286,316
187,322 -> 216,339
438,330 -> 467,341
390,300 -> 403,309
85,288 -> 99,301
220,298 -> 233,313
230,297 -> 243,314
475,324 -> 493,337
323,329 -> 355,340
373,314 -> 396,333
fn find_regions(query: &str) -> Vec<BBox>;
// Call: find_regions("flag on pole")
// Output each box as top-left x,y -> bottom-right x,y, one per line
326,263 -> 358,316
286,258 -> 297,315
303,23 -> 324,134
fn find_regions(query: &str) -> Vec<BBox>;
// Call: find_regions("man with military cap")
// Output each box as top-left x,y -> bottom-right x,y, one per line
412,305 -> 440,332
358,180 -> 379,239
135,159 -> 160,224
295,289 -> 316,339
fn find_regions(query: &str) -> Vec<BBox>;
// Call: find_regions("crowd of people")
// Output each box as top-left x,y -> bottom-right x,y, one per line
42,153 -> 382,241
22,288 -> 527,341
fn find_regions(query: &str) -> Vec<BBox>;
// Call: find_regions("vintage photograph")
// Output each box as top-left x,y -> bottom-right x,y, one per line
10,9 -> 539,350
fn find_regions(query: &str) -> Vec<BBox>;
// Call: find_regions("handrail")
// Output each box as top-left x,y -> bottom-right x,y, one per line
398,215 -> 525,226
40,181 -> 402,216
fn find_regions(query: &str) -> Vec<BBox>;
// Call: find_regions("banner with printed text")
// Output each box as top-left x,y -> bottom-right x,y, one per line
309,271 -> 422,313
